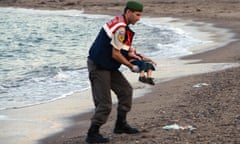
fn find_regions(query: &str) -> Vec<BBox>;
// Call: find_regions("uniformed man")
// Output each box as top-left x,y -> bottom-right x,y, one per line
86,1 -> 144,143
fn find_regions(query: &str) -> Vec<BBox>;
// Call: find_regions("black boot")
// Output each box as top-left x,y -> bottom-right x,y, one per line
85,124 -> 110,143
113,110 -> 140,134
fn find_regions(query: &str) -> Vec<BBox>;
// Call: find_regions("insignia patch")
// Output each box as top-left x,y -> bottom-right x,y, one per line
117,31 -> 125,42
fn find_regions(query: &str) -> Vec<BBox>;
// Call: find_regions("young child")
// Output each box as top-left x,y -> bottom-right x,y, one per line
128,47 -> 157,85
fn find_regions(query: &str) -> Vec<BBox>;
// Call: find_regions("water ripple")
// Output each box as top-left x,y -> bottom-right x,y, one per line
0,8 -> 204,110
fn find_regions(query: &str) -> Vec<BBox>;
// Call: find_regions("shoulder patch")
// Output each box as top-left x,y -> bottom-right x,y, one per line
118,31 -> 125,42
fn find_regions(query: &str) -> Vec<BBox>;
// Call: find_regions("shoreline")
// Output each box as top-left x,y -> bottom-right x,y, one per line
1,0 -> 240,144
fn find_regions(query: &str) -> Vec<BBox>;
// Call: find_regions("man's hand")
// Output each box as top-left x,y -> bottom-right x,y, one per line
131,65 -> 140,73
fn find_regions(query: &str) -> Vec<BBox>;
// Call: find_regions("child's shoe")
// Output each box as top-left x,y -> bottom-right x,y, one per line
146,77 -> 155,85
139,76 -> 147,83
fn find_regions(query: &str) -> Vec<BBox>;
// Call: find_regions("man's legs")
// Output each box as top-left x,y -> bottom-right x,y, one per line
86,59 -> 112,143
111,70 -> 140,134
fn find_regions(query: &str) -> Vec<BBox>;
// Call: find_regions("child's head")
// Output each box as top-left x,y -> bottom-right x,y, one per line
129,47 -> 136,52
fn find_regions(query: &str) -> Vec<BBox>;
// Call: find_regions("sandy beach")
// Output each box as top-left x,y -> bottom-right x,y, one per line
0,0 -> 240,144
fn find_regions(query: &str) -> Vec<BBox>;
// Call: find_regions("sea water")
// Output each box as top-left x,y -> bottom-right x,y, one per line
0,7 -> 207,110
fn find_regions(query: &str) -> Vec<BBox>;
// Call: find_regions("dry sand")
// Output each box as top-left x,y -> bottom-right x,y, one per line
0,0 -> 240,144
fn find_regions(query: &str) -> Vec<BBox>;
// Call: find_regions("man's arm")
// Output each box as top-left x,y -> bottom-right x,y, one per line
110,27 -> 139,72
112,48 -> 134,69
112,48 -> 139,72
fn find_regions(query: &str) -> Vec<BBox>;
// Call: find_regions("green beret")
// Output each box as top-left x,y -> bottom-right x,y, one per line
126,1 -> 143,12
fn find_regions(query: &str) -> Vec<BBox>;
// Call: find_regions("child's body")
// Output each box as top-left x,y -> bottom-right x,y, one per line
128,47 -> 157,85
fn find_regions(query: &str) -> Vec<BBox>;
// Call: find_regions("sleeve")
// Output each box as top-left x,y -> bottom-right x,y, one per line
110,27 -> 126,50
